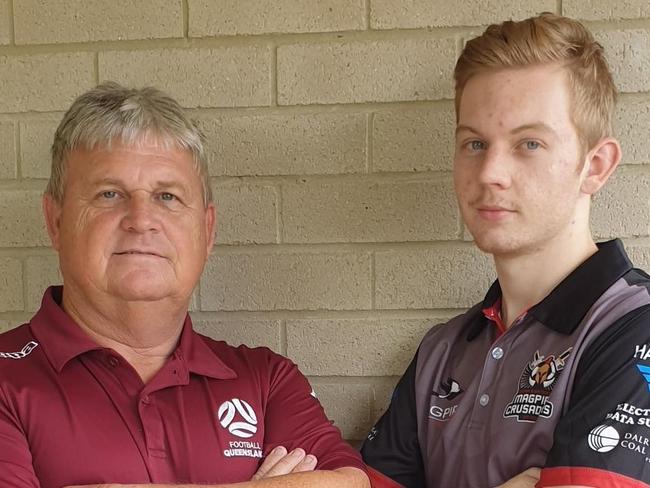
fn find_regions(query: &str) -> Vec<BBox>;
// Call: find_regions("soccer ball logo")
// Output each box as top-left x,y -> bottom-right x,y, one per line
218,398 -> 258,439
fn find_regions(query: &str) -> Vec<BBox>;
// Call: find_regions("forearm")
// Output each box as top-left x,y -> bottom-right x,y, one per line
220,468 -> 369,488
71,467 -> 370,488
201,468 -> 368,488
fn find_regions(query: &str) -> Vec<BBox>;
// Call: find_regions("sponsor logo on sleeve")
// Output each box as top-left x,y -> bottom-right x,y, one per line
503,348 -> 572,422
217,398 -> 263,459
590,413 -> 650,462
606,403 -> 650,428
588,425 -> 620,452
588,424 -> 650,458
637,364 -> 650,392
634,344 -> 650,361
0,341 -> 38,360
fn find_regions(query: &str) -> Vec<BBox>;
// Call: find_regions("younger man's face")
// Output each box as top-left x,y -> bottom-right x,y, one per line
453,63 -> 587,258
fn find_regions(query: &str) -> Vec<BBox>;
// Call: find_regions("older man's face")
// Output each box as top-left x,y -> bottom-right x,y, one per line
44,138 -> 216,305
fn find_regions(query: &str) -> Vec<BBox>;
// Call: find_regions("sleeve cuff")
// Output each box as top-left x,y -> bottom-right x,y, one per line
538,466 -> 649,488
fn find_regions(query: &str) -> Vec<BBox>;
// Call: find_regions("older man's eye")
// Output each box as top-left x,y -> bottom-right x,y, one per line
160,192 -> 176,201
101,191 -> 117,199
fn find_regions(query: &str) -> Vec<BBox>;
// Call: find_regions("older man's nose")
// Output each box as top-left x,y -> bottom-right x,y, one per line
120,194 -> 160,233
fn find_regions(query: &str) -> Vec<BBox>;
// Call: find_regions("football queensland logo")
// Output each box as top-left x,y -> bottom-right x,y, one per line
503,348 -> 572,422
218,398 -> 258,439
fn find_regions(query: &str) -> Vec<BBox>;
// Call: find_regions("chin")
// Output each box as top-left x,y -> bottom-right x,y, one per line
469,231 -> 525,257
108,276 -> 177,302
114,288 -> 175,302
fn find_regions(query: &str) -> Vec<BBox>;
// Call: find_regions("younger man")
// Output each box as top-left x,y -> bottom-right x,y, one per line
362,13 -> 650,488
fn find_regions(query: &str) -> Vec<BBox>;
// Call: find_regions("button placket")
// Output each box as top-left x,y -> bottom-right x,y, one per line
138,392 -> 167,459
470,334 -> 513,425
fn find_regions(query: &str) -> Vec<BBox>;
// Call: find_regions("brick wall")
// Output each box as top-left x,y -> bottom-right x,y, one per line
1,1 -> 649,442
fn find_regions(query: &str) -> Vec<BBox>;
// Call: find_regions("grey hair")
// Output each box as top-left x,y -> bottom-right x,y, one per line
47,81 -> 212,205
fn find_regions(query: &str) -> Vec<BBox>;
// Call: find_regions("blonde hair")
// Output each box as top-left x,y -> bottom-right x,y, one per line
47,82 -> 212,205
454,13 -> 616,150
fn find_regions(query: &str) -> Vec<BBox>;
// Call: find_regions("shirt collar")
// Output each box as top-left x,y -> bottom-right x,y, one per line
30,286 -> 101,372
30,285 -> 236,380
468,239 -> 633,340
174,314 -> 237,381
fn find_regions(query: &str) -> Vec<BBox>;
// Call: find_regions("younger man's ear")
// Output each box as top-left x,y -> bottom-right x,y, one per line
42,193 -> 62,251
580,137 -> 622,195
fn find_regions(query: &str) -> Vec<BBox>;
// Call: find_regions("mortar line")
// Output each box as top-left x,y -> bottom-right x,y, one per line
364,0 -> 371,30
270,43 -> 278,106
182,0 -> 189,38
366,112 -> 373,173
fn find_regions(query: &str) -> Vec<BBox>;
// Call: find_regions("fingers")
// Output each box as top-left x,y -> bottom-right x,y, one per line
251,446 -> 319,480
291,453 -> 318,473
522,467 -> 541,480
251,446 -> 288,480
495,467 -> 542,488
263,448 -> 307,477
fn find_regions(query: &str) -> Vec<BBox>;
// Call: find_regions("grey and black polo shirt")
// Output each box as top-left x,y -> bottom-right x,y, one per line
361,239 -> 650,488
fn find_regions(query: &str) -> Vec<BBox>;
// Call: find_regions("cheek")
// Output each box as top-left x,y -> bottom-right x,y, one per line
452,167 -> 466,192
167,217 -> 208,250
453,171 -> 476,201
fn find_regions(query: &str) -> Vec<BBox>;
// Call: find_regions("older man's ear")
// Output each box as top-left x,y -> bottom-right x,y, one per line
42,193 -> 62,252
204,201 -> 217,256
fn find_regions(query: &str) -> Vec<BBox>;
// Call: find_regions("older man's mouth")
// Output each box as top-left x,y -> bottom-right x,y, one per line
114,250 -> 165,258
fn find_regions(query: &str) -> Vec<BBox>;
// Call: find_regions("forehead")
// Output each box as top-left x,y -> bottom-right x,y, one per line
67,137 -> 195,175
63,137 -> 203,199
457,64 -> 574,134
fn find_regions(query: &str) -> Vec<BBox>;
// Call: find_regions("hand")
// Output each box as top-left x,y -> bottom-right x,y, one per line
251,446 -> 318,480
65,485 -> 137,488
65,485 -> 133,488
496,468 -> 541,488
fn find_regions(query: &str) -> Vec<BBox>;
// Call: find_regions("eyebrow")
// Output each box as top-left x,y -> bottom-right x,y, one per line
89,178 -> 190,194
455,122 -> 558,137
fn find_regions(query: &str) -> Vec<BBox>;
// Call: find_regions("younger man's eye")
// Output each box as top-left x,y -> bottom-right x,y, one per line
525,141 -> 541,150
470,140 -> 486,151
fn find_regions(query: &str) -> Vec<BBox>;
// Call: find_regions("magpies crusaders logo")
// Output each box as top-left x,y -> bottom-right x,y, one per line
433,377 -> 463,400
504,348 -> 572,422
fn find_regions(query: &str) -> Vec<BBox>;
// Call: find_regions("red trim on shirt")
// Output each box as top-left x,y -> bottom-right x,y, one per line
538,467 -> 649,488
482,298 -> 507,335
482,298 -> 530,337
367,466 -> 403,488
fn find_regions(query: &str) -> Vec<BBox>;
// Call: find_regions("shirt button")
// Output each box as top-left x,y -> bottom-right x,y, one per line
491,347 -> 504,360
108,356 -> 119,367
141,395 -> 150,405
479,394 -> 490,406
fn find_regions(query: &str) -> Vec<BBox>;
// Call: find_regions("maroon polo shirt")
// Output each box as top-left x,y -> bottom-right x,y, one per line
0,286 -> 365,488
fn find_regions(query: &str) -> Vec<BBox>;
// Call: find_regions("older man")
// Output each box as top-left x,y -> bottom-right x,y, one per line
0,83 -> 369,488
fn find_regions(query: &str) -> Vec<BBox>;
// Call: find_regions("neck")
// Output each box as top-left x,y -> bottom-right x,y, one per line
61,286 -> 188,383
494,229 -> 597,329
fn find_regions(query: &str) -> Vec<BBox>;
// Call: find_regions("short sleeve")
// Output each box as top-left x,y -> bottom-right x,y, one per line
540,305 -> 650,487
361,352 -> 424,488
261,352 -> 367,473
0,386 -> 40,487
